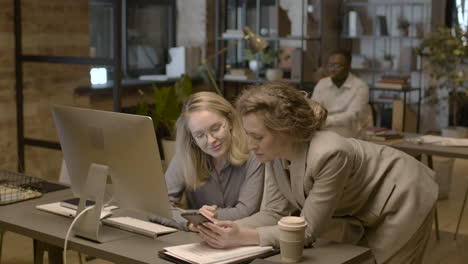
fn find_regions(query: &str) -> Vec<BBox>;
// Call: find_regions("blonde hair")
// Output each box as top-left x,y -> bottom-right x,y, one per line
175,92 -> 248,189
236,82 -> 327,142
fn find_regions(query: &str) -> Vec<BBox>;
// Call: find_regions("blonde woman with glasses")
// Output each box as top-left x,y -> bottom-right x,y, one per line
156,91 -> 264,231
197,83 -> 438,264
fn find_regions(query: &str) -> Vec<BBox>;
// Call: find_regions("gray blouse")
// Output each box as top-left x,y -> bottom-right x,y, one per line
165,151 -> 264,221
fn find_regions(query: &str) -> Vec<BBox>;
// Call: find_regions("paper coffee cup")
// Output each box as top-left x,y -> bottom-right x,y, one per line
278,216 -> 307,263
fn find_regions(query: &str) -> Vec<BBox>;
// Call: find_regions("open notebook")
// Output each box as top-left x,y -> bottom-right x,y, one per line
159,242 -> 279,264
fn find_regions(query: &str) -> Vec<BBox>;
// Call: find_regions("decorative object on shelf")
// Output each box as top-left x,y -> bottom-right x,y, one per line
244,48 -> 282,74
376,16 -> 388,36
418,25 -> 468,127
343,10 -> 362,37
135,74 -> 192,141
382,53 -> 394,70
200,26 -> 267,94
351,54 -> 369,69
397,17 -> 410,37
265,68 -> 284,81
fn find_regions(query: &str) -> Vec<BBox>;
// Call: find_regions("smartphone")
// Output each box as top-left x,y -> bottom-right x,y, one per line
181,212 -> 213,225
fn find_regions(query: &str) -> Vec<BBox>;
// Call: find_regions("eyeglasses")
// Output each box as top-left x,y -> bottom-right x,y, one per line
327,63 -> 345,69
192,121 -> 228,145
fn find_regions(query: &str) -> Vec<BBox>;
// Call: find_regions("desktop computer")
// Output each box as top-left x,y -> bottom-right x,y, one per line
52,105 -> 174,242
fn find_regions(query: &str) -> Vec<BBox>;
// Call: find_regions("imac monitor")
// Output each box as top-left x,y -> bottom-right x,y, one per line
52,105 -> 172,220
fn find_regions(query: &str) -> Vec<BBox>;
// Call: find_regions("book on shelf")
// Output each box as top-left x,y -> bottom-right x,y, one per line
374,82 -> 410,90
381,75 -> 410,81
222,29 -> 243,39
380,78 -> 408,85
224,74 -> 252,81
229,68 -> 251,76
158,242 -> 278,264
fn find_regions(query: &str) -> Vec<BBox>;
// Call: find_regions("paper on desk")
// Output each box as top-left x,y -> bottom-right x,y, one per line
163,242 -> 273,264
36,202 -> 112,219
406,135 -> 468,147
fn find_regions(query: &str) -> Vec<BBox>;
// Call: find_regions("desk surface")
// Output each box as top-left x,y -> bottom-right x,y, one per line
375,135 -> 468,159
0,189 -> 372,264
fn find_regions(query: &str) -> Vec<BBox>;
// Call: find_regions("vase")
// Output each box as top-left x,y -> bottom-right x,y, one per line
382,60 -> 393,70
249,60 -> 262,73
399,28 -> 409,37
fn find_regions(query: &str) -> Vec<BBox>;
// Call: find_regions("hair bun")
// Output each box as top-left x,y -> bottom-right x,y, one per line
307,99 -> 328,130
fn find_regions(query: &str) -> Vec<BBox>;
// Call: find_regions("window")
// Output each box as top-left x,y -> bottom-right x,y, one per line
89,0 -> 176,82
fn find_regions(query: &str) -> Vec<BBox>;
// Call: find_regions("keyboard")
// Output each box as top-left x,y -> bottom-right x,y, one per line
103,216 -> 177,238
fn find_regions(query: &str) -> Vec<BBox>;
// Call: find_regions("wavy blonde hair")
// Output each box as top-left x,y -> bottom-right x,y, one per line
175,92 -> 249,189
235,82 -> 327,142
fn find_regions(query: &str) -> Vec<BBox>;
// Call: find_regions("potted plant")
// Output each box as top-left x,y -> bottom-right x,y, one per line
244,48 -> 284,80
382,53 -> 394,70
136,74 -> 193,163
418,26 -> 468,136
397,18 -> 410,37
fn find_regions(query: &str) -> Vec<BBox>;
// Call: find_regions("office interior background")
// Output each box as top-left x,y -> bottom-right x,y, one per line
0,0 -> 468,263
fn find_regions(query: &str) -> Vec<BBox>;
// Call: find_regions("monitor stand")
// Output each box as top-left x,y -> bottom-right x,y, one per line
74,163 -> 130,243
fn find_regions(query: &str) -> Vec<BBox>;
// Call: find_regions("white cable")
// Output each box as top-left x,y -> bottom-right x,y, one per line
63,206 -> 94,264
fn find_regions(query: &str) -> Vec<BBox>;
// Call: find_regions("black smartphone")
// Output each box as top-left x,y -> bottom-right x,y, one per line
181,212 -> 213,225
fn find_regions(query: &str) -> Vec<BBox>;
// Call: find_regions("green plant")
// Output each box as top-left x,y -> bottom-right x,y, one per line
418,25 -> 468,126
397,18 -> 410,30
136,74 -> 193,139
243,48 -> 282,66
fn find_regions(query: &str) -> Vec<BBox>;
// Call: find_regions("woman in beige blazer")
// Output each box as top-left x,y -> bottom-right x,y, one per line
197,82 -> 438,264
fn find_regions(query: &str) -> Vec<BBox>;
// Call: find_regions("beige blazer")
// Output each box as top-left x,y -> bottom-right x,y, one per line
236,131 -> 438,263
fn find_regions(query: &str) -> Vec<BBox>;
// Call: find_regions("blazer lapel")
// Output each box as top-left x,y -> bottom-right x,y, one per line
289,142 -> 309,207
271,159 -> 300,209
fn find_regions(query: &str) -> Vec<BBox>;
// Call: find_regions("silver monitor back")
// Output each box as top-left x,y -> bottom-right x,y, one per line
52,105 -> 172,219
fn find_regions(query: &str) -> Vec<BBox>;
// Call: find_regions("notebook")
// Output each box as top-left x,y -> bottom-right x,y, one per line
158,242 -> 279,264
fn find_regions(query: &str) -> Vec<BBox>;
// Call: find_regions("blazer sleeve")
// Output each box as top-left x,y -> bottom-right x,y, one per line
301,150 -> 354,243
216,154 -> 265,220
235,163 -> 294,247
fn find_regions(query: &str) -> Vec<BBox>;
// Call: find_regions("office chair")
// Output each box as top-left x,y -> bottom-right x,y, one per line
454,174 -> 468,240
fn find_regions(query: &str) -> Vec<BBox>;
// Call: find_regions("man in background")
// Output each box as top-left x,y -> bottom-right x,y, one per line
312,50 -> 371,138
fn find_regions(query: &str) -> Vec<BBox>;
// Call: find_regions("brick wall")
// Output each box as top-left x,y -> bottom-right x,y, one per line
0,0 -> 17,172
0,0 -> 92,180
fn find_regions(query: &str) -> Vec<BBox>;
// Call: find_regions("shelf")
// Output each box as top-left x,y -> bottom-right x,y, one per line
353,68 -> 418,74
221,78 -> 316,85
370,87 -> 420,92
341,35 -> 421,40
217,36 -> 320,41
343,2 -> 425,7
21,55 -> 114,66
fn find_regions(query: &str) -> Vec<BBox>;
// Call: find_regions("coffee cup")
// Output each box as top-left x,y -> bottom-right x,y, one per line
277,216 -> 307,263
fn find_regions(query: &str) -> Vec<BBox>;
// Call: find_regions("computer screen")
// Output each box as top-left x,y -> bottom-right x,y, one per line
52,105 -> 172,219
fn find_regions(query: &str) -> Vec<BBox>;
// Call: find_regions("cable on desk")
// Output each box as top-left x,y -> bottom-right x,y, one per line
63,206 -> 94,264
